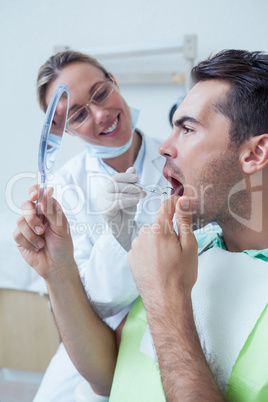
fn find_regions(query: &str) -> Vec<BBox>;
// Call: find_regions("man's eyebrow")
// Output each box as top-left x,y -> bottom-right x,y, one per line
173,116 -> 202,127
68,80 -> 105,115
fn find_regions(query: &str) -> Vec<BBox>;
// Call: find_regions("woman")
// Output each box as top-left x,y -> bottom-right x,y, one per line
15,51 -> 168,401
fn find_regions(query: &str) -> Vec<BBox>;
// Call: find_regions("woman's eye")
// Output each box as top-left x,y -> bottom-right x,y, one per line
94,89 -> 108,102
73,109 -> 87,123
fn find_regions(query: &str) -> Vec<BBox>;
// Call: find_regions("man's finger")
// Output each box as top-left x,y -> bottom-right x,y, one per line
175,196 -> 197,251
155,195 -> 179,233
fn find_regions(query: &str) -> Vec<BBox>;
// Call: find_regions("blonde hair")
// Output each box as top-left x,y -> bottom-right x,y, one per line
37,50 -> 110,111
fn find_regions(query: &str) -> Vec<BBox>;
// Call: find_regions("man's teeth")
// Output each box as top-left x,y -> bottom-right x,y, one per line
103,118 -> 118,134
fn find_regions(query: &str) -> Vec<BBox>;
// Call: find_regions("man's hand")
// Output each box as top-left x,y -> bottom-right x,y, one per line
99,167 -> 146,251
127,195 -> 198,310
128,197 -> 225,401
13,185 -> 75,280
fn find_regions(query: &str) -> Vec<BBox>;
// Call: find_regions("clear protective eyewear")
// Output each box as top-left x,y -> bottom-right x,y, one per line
66,76 -> 115,130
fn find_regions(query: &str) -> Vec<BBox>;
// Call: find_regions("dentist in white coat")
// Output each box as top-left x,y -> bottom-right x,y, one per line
27,50 -> 169,402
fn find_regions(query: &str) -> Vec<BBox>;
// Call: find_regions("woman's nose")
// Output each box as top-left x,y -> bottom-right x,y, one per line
89,103 -> 109,125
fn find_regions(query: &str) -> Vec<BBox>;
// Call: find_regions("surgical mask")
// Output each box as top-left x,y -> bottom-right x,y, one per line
47,133 -> 62,148
45,134 -> 62,166
86,107 -> 140,159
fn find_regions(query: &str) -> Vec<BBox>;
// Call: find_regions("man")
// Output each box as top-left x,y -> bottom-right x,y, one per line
111,49 -> 268,401
14,49 -> 268,401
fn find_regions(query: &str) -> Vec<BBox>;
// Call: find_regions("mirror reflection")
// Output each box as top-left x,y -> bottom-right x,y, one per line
36,84 -> 69,220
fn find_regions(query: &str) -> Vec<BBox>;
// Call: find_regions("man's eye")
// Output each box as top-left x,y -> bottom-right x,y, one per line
182,125 -> 193,134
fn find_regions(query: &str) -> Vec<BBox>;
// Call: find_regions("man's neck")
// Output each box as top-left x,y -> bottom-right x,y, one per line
220,172 -> 268,252
222,226 -> 268,252
221,203 -> 268,252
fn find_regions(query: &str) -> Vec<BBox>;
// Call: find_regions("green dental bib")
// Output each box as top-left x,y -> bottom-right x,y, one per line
225,303 -> 268,401
110,297 -> 165,401
110,298 -> 268,401
110,228 -> 268,401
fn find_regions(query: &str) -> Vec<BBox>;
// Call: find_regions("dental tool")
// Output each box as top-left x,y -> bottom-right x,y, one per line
88,170 -> 174,196
135,183 -> 173,196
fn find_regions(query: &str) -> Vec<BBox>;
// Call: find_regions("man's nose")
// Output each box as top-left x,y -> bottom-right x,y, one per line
159,134 -> 178,159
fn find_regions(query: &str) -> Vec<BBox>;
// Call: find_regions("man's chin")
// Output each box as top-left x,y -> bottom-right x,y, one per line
191,214 -> 210,231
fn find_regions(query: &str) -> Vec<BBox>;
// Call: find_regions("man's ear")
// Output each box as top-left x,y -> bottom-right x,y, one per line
240,134 -> 268,174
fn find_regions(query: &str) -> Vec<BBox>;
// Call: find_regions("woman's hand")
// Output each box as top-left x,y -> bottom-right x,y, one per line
99,167 -> 146,251
13,185 -> 75,281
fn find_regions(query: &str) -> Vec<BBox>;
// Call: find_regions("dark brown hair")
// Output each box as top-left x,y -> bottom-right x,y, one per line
191,49 -> 268,145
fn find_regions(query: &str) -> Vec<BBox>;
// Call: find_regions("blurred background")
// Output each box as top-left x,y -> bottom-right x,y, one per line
2,0 -> 268,208
1,0 -> 268,399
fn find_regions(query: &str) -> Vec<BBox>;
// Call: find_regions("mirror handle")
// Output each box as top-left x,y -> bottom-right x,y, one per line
36,181 -> 46,224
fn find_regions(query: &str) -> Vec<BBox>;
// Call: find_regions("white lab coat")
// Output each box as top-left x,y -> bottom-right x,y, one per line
34,133 -> 168,402
51,133 -> 168,325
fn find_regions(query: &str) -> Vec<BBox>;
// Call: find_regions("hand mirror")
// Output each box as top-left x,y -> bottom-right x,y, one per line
36,84 -> 69,221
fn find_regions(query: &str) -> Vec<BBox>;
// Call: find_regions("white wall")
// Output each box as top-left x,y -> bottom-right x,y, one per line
1,0 -> 268,210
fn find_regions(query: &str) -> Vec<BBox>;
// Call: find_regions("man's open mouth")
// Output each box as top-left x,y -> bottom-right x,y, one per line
163,170 -> 184,196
